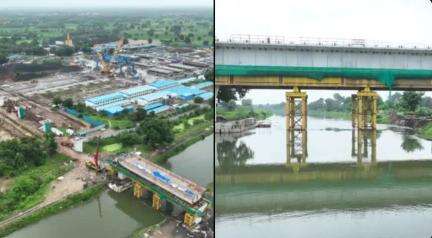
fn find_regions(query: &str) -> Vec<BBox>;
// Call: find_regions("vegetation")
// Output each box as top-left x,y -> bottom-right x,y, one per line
216,100 -> 272,121
217,86 -> 248,103
0,184 -> 104,237
0,137 -> 57,177
0,154 -> 74,222
0,9 -> 212,59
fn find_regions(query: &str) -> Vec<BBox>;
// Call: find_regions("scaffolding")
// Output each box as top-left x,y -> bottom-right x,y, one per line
352,87 -> 378,130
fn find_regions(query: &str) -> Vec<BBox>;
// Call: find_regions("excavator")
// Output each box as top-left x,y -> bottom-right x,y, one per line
86,138 -> 102,172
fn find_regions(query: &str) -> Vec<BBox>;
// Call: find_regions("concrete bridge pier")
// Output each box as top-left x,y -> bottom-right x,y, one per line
352,87 -> 378,130
133,181 -> 144,198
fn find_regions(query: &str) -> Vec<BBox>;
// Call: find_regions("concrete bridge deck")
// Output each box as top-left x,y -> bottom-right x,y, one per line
119,156 -> 206,205
216,40 -> 432,90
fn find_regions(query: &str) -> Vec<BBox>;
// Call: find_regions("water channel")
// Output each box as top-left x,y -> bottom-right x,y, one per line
7,135 -> 213,238
216,116 -> 432,238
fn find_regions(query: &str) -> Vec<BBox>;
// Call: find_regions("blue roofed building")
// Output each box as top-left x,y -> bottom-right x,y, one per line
136,90 -> 172,106
167,85 -> 204,101
149,79 -> 179,90
120,85 -> 156,99
84,92 -> 128,111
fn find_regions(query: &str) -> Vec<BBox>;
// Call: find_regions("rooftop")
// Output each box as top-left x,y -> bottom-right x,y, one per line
120,85 -> 156,97
149,79 -> 179,89
86,92 -> 127,105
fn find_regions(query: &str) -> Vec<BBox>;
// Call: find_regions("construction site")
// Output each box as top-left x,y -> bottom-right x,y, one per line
0,32 -> 214,237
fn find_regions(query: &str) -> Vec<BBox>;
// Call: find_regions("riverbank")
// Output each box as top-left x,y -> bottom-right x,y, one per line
0,184 -> 104,237
216,105 -> 272,121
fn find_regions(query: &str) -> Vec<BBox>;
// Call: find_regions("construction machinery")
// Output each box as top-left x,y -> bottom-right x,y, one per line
86,138 -> 102,172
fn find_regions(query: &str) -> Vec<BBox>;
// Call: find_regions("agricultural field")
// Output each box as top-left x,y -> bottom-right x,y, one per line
0,8 -> 213,58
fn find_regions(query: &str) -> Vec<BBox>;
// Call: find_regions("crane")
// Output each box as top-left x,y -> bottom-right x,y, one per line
86,138 -> 101,172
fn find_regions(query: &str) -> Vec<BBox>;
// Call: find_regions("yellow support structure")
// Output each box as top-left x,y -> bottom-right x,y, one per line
286,87 -> 308,131
152,193 -> 162,210
133,181 -> 144,198
353,87 -> 378,130
184,213 -> 195,228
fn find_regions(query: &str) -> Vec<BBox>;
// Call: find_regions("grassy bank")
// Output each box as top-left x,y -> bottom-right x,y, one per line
216,105 -> 272,121
418,122 -> 432,140
153,122 -> 213,164
0,154 -> 74,222
0,184 -> 104,237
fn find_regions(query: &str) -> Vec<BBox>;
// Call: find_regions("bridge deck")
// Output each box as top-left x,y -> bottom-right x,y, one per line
119,156 -> 206,205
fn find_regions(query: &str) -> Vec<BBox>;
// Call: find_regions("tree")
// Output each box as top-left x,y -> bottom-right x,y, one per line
52,97 -> 62,106
133,107 -> 147,122
400,92 -> 423,112
194,97 -> 204,104
227,100 -> 237,110
136,116 -> 174,148
241,99 -> 252,106
62,98 -> 74,108
44,134 -> 58,156
53,46 -> 75,57
217,86 -> 248,103
0,54 -> 8,65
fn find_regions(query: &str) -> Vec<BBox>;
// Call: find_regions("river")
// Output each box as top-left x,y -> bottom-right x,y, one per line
216,116 -> 432,238
7,135 -> 213,238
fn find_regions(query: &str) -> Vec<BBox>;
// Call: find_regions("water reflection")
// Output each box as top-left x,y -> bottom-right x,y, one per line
286,130 -> 307,171
401,134 -> 424,152
217,135 -> 254,170
351,129 -> 379,165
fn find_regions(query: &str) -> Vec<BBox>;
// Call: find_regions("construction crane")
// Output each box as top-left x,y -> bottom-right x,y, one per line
86,138 -> 102,172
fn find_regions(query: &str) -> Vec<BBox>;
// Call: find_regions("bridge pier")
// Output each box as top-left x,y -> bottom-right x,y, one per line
286,87 -> 307,130
133,181 -> 144,198
352,87 -> 378,130
184,212 -> 197,228
152,193 -> 162,210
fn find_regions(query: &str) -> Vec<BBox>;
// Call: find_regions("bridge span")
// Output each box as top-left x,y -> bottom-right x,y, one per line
216,37 -> 432,152
216,37 -> 432,90
107,154 -> 210,228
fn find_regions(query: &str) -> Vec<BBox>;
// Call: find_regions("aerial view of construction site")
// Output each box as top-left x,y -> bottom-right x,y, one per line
0,2 -> 214,238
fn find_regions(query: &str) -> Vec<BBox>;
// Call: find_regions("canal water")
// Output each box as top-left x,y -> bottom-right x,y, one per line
216,116 -> 432,238
7,135 -> 213,238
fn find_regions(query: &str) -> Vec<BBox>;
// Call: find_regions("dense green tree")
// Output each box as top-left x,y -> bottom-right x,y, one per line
133,107 -> 147,122
136,116 -> 174,148
53,46 -> 75,57
217,86 -> 248,103
62,98 -> 74,108
400,92 -> 424,112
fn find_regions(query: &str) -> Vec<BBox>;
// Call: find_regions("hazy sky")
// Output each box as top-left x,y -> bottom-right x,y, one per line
216,0 -> 432,103
0,0 -> 212,8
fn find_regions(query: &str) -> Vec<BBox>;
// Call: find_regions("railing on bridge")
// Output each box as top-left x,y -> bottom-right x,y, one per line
217,34 -> 432,51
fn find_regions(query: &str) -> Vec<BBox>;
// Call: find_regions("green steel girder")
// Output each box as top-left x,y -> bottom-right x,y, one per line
107,159 -> 205,217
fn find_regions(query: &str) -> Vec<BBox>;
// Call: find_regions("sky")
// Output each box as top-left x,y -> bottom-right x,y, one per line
0,0 -> 212,9
216,0 -> 432,104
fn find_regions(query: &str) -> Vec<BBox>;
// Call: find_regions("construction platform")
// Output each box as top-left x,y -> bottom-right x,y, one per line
118,156 -> 206,205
